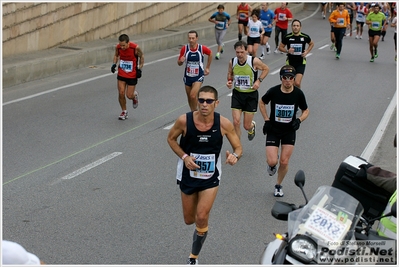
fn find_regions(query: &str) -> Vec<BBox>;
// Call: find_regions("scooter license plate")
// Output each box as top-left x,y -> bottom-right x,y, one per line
304,206 -> 347,241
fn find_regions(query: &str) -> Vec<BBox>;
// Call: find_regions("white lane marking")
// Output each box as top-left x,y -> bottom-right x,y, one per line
61,152 -> 122,180
271,69 -> 280,75
319,45 -> 329,50
164,124 -> 173,130
3,73 -> 112,106
361,90 -> 397,161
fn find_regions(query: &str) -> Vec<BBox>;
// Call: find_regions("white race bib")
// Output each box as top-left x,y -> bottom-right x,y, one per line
290,43 -> 302,55
119,60 -> 133,73
215,21 -> 225,30
275,104 -> 294,123
234,75 -> 251,90
189,153 -> 216,179
186,62 -> 200,77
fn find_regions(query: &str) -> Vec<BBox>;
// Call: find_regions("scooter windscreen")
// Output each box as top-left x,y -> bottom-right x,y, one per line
286,186 -> 364,263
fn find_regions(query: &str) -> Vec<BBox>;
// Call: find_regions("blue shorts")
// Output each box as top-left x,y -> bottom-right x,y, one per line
183,75 -> 204,86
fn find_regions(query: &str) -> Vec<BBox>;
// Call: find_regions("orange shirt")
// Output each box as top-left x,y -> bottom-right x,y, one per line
329,9 -> 350,28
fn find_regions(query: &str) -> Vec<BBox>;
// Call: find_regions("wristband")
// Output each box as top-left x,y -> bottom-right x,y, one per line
182,154 -> 188,160
232,152 -> 239,159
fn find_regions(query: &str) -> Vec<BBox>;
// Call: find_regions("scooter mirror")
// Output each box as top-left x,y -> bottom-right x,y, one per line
294,170 -> 305,188
390,201 -> 396,218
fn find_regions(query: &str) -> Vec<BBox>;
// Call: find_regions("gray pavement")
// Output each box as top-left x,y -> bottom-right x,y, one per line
3,2 -> 397,175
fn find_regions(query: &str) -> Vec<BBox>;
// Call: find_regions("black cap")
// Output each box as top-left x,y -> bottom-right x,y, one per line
280,67 -> 296,77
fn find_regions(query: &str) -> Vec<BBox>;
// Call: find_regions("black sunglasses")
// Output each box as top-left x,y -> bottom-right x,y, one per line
198,98 -> 216,104
282,76 -> 295,80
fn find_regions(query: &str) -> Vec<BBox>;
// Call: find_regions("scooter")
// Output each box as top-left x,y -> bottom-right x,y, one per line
259,170 -> 396,265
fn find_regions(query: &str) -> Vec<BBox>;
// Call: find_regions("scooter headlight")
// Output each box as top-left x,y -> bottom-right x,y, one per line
287,235 -> 317,263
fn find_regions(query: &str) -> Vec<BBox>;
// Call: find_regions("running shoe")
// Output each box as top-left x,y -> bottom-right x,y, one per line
330,43 -> 335,50
335,53 -> 340,59
267,165 -> 277,176
187,258 -> 198,265
118,111 -> 128,120
374,52 -> 378,58
370,57 -> 374,62
360,35 -> 362,39
355,35 -> 359,39
248,121 -> 256,141
133,91 -> 139,109
259,53 -> 264,60
266,44 -> 270,54
274,184 -> 284,197
274,48 -> 279,54
215,52 -> 220,60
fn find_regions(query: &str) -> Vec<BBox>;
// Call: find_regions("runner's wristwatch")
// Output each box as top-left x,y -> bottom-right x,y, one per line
258,78 -> 263,82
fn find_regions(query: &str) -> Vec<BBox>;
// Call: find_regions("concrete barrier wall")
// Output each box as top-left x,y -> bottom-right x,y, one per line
1,2 -> 302,57
2,2 -> 276,57
2,2 -> 304,87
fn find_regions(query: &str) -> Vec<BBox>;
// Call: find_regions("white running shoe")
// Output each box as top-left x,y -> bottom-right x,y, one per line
274,48 -> 279,54
274,184 -> 284,197
133,91 -> 139,109
266,44 -> 270,54
187,258 -> 198,265
118,111 -> 128,120
259,53 -> 264,60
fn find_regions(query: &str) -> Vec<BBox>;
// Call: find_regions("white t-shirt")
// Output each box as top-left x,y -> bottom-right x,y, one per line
247,19 -> 263,38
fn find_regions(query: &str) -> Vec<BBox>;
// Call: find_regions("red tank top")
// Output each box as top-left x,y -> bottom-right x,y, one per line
237,4 -> 250,22
117,42 -> 138,79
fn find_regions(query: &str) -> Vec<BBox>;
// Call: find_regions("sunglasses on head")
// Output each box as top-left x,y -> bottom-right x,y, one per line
198,98 -> 216,104
281,75 -> 295,80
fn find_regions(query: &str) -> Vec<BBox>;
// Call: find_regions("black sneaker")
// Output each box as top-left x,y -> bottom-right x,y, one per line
187,258 -> 198,265
267,165 -> 277,176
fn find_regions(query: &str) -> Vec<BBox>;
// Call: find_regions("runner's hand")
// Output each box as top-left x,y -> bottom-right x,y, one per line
292,118 -> 301,131
111,64 -> 117,73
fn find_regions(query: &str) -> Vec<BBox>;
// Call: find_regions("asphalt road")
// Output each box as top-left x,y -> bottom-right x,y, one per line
2,4 -> 397,265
